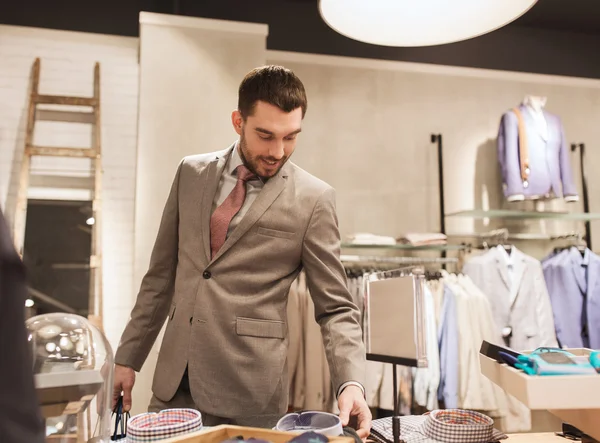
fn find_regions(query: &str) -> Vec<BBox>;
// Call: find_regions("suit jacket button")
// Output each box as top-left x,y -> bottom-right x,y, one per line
203,271 -> 211,279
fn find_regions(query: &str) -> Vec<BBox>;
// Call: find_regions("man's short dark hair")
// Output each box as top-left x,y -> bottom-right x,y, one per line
238,65 -> 307,119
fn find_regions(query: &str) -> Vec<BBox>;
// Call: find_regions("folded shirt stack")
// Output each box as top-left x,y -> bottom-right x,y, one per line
126,408 -> 203,442
346,233 -> 397,245
370,409 -> 507,443
398,233 -> 447,247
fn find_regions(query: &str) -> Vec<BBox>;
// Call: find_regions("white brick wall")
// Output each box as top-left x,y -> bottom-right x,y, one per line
0,25 -> 139,351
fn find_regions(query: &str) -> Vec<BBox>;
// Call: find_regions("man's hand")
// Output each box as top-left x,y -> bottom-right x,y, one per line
338,385 -> 372,440
113,364 -> 136,412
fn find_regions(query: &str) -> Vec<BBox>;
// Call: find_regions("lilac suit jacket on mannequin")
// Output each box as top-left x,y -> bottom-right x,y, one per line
497,105 -> 578,201
542,247 -> 600,349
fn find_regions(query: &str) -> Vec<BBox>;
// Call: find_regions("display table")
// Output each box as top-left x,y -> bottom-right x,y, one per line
161,425 -> 353,443
506,433 -> 565,442
480,348 -> 600,441
169,429 -> 569,443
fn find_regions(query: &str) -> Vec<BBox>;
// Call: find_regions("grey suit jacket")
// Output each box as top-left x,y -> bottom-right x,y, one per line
115,146 -> 366,418
497,105 -> 578,200
463,246 -> 557,351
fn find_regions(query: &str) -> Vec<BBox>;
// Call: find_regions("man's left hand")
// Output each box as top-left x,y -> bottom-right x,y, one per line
338,385 -> 372,440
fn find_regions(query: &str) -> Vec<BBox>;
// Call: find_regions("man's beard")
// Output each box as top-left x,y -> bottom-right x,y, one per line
238,131 -> 288,181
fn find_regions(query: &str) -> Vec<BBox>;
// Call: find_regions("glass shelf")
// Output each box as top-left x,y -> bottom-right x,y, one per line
445,209 -> 600,221
448,232 -> 584,241
341,243 -> 467,251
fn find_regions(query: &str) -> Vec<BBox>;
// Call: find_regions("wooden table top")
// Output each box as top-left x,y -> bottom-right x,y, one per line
506,433 -> 568,442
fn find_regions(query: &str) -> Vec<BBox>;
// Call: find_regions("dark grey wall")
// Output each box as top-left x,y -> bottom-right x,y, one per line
23,201 -> 91,315
2,0 -> 600,78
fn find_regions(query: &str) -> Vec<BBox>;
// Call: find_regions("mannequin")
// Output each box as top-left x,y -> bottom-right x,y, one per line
505,95 -> 549,202
496,96 -> 578,203
522,95 -> 547,112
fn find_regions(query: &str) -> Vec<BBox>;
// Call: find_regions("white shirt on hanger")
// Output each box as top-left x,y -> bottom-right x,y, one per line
412,285 -> 440,411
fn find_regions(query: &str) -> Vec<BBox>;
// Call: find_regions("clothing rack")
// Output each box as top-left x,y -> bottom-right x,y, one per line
468,230 -> 586,251
552,232 -> 587,255
473,228 -> 511,250
341,255 -> 457,280
362,266 -> 422,282
425,270 -> 443,281
551,232 -> 586,242
340,255 -> 458,265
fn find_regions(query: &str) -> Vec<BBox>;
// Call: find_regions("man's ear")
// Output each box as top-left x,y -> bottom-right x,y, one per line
231,110 -> 244,135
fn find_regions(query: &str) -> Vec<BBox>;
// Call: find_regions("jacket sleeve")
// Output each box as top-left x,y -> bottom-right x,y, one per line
114,159 -> 183,371
301,187 -> 366,393
557,117 -> 579,199
498,112 -> 525,200
541,260 -> 565,347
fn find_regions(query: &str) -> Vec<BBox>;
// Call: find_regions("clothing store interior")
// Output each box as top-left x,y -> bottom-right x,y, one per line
2,1 -> 600,443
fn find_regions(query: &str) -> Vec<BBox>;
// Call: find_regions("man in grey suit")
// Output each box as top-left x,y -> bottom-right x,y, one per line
112,66 -> 371,437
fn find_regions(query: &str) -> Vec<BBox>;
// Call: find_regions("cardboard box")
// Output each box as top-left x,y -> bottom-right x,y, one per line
161,425 -> 354,443
480,348 -> 600,441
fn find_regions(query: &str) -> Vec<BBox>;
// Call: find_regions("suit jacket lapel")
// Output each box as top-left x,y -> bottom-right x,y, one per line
200,147 -> 233,262
522,105 -> 548,142
493,247 -> 510,293
209,163 -> 289,264
569,247 -> 587,295
510,248 -> 526,308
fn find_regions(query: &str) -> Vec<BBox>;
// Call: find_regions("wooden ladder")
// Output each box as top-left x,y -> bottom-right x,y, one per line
13,58 -> 104,330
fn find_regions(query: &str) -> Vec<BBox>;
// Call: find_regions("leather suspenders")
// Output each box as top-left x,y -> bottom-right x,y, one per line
512,107 -> 530,186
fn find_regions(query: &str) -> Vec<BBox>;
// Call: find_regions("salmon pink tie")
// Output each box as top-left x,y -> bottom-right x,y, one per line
210,165 -> 256,258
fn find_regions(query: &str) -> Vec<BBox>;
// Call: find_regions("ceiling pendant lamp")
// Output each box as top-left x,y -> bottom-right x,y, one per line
318,0 -> 538,47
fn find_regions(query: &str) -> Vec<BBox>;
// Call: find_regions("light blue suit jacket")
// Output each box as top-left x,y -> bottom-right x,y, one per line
542,247 -> 600,348
497,105 -> 578,200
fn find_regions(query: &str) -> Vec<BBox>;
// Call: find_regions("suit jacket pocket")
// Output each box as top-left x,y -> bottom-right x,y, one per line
236,317 -> 285,339
257,226 -> 295,240
169,303 -> 176,321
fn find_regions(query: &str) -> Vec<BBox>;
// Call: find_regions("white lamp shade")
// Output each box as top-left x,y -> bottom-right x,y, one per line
319,0 -> 538,47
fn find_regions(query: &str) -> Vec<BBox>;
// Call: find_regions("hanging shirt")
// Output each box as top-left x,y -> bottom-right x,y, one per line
437,284 -> 458,409
412,286 -> 440,411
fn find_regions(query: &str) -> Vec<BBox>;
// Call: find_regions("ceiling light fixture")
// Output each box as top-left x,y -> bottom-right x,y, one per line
318,0 -> 538,47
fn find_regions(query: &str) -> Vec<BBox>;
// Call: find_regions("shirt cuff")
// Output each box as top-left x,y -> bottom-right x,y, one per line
506,194 -> 525,202
564,195 -> 579,202
337,381 -> 365,398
